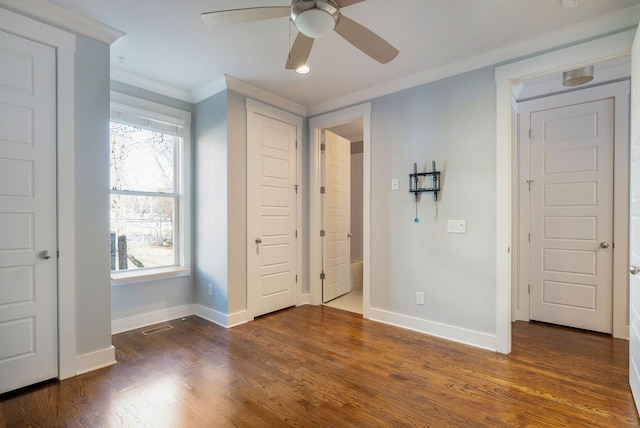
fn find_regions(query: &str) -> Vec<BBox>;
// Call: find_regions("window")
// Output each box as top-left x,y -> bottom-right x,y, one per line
109,93 -> 191,283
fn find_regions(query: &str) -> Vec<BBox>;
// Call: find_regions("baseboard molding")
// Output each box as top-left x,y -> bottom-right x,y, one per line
111,304 -> 193,334
368,308 -> 497,352
298,293 -> 312,306
192,304 -> 251,328
74,346 -> 116,377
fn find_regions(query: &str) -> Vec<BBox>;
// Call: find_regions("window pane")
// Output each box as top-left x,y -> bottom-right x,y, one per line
110,194 -> 175,271
110,121 -> 176,193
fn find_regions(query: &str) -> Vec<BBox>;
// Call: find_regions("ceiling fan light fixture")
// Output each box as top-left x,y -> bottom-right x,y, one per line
295,9 -> 336,38
295,65 -> 311,74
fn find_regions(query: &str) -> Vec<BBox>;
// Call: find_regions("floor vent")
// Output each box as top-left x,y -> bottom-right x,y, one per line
141,324 -> 173,335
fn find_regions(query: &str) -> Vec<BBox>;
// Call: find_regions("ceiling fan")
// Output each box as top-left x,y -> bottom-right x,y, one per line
201,0 -> 399,70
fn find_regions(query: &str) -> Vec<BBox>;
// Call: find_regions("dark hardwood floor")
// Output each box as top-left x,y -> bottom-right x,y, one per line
1,305 -> 638,427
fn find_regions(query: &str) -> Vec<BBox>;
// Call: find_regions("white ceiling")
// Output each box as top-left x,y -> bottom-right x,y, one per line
42,0 -> 640,110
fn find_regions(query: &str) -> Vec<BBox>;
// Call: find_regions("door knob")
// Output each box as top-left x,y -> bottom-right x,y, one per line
39,250 -> 51,260
599,242 -> 610,249
347,233 -> 352,238
631,264 -> 640,275
255,237 -> 262,244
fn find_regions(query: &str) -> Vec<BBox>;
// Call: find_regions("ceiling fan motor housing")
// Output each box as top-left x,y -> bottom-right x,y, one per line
292,0 -> 340,38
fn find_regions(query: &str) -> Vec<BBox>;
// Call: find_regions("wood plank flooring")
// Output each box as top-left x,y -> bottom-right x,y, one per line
1,305 -> 638,427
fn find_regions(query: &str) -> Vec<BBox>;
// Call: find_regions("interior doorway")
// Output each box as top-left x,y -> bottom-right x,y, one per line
322,122 -> 364,314
513,66 -> 630,338
309,103 -> 371,318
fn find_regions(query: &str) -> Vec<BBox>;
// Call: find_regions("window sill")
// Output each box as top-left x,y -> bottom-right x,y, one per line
111,266 -> 190,286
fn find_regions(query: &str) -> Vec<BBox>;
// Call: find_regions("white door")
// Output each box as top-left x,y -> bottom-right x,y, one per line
629,26 -> 640,413
247,110 -> 297,317
0,30 -> 58,394
528,98 -> 614,333
323,130 -> 351,303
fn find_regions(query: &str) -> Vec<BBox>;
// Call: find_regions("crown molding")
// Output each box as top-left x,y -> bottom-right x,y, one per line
0,0 -> 125,44
110,67 -> 193,103
224,75 -> 307,117
190,76 -> 227,104
308,4 -> 640,116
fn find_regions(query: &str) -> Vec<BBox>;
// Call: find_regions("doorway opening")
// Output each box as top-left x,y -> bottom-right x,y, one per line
322,121 -> 364,314
309,103 -> 372,318
495,30 -> 634,353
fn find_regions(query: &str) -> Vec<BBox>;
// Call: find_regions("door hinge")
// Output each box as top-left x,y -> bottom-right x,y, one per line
295,140 -> 298,149
528,284 -> 531,294
320,186 -> 326,194
294,184 -> 299,194
320,229 -> 325,237
525,180 -> 533,191
57,250 -> 60,259
528,233 -> 530,243
295,230 -> 298,238
320,272 -> 325,280
296,274 -> 298,283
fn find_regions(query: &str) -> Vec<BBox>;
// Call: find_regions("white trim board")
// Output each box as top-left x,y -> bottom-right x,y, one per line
309,103 -> 372,317
0,0 -> 125,44
75,347 -> 116,376
495,29 -> 636,354
369,308 -> 497,352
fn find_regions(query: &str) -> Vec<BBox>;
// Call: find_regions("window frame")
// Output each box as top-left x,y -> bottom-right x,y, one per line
109,92 -> 191,285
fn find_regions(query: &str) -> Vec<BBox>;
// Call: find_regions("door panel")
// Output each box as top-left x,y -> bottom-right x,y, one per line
0,30 -> 57,394
247,111 -> 297,317
529,98 -> 613,333
629,25 -> 640,413
323,130 -> 351,303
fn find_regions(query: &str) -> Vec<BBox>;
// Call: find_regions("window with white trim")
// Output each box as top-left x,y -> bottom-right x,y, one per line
109,93 -> 191,283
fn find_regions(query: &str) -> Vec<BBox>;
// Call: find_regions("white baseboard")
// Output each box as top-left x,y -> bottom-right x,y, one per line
368,308 -> 497,352
298,293 -> 312,306
74,346 -> 117,377
111,304 -> 193,334
192,304 -> 251,328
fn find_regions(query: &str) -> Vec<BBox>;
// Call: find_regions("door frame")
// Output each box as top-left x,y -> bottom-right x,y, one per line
495,29 -> 635,353
0,8 -> 77,379
516,82 -> 629,336
246,98 -> 303,317
309,103 -> 371,317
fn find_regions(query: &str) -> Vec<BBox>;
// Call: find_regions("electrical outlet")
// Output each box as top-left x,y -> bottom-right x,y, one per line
447,220 -> 467,234
391,178 -> 399,191
208,284 -> 213,296
416,292 -> 425,305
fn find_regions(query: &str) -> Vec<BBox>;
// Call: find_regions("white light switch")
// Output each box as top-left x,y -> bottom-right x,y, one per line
391,178 -> 399,191
448,220 -> 467,234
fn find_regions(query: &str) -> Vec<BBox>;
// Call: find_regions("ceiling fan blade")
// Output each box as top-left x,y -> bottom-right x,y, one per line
334,15 -> 399,64
285,33 -> 315,70
201,7 -> 290,27
335,0 -> 367,7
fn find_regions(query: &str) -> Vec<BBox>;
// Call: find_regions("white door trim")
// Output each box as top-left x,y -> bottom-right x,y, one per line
516,81 -> 629,337
245,98 -> 303,313
0,7 -> 77,378
495,29 -> 635,353
309,103 -> 371,317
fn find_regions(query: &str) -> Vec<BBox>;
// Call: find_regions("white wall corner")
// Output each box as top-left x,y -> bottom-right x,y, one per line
73,346 -> 116,378
298,293 -> 312,306
192,304 -> 252,328
0,0 -> 125,44
368,308 -> 498,352
111,304 -> 194,335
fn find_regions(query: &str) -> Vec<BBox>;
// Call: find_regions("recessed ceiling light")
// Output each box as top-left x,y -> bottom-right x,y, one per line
295,65 -> 311,75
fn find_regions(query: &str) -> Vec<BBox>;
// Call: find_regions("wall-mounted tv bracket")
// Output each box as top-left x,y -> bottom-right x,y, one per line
409,161 -> 440,222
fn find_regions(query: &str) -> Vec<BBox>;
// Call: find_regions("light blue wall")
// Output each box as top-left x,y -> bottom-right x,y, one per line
369,66 -> 497,334
194,90 -> 229,312
74,34 -> 113,355
109,82 -> 196,322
